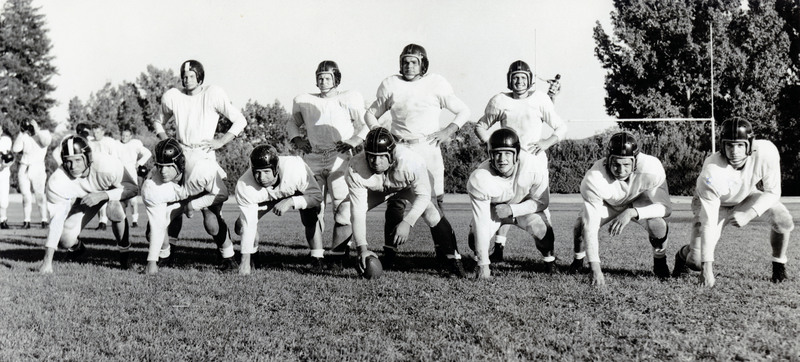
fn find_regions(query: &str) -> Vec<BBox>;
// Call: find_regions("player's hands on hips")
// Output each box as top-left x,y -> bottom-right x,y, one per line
201,138 -> 226,151
273,199 -> 294,216
81,192 -> 109,207
393,220 -> 412,245
608,208 -> 638,237
701,262 -> 715,287
493,204 -> 513,219
426,127 -> 455,144
291,138 -> 312,153
335,141 -> 354,154
729,209 -> 756,228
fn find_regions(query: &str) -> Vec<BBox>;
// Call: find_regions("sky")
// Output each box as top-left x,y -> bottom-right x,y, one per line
29,0 -> 619,139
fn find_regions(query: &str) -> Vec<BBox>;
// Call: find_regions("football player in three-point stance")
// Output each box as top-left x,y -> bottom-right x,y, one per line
287,60 -> 367,263
0,127 -> 14,229
153,60 -> 248,252
337,127 -> 467,278
38,135 -> 139,273
570,132 -> 672,286
233,145 -> 323,275
142,138 -> 236,274
118,125 -> 152,228
12,119 -> 52,229
673,118 -> 793,287
467,128 -> 555,278
474,60 -> 567,263
364,44 -> 471,250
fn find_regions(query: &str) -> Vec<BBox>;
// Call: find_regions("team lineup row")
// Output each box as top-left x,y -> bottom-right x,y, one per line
2,43 -> 790,287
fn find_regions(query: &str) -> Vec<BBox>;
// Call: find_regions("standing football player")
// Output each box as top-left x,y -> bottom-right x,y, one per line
142,138 -> 236,275
233,145 -> 323,275
364,44 -> 471,243
287,60 -> 367,261
90,123 -> 124,231
12,119 -> 51,229
673,118 -> 792,287
38,135 -> 138,273
153,60 -> 247,254
0,127 -> 13,229
337,127 -> 467,278
570,132 -> 672,286
474,60 -> 567,262
468,129 -> 555,278
118,125 -> 152,227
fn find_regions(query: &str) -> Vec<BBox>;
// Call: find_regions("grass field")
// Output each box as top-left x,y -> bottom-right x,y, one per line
1,195 -> 799,361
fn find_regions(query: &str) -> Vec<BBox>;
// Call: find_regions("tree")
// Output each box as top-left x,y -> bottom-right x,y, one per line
135,65 -> 179,133
0,0 -> 57,133
66,96 -> 88,128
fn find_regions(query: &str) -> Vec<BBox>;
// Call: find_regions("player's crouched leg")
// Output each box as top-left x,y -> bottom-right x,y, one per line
522,213 -> 557,274
107,200 -> 133,270
769,203 -> 793,283
202,207 -> 237,272
647,220 -> 670,279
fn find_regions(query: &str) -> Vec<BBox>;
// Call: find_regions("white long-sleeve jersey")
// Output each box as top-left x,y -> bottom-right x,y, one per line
12,130 -> 52,165
235,156 -> 323,254
118,138 -> 152,176
695,140 -> 782,260
346,145 -> 431,247
476,91 -> 566,153
45,153 -> 138,249
288,91 -> 367,151
90,137 -> 123,159
368,74 -> 470,140
156,85 -> 247,146
467,151 -> 550,218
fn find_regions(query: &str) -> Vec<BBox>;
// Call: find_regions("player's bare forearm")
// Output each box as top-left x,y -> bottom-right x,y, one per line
364,110 -> 381,130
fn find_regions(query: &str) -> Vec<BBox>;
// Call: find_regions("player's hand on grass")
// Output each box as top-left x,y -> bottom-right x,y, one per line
38,261 -> 53,274
478,264 -> 491,279
493,204 -> 513,219
81,192 -> 109,207
239,254 -> 252,275
608,208 -> 637,237
392,220 -> 412,245
145,261 -> 159,275
590,262 -> 605,286
291,138 -> 312,153
273,199 -> 294,216
729,209 -> 756,228
701,262 -> 715,287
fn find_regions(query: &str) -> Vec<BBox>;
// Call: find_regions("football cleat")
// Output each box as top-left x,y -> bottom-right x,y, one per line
41,221 -> 48,229
446,258 -> 468,279
67,240 -> 87,260
672,247 -> 689,277
310,257 -> 325,273
544,260 -> 557,274
22,222 -> 31,229
219,256 -> 239,272
96,222 -> 107,231
132,221 -> 138,228
489,243 -> 505,263
772,262 -> 787,283
0,220 -> 8,229
381,248 -> 397,271
653,257 -> 670,279
568,258 -> 586,274
119,252 -> 132,270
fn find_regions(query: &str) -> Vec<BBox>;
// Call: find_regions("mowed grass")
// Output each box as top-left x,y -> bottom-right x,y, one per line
1,197 -> 799,361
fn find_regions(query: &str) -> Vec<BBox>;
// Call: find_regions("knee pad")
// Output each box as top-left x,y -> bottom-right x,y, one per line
771,206 -> 795,234
234,217 -> 243,236
649,223 -> 669,249
106,201 -> 126,222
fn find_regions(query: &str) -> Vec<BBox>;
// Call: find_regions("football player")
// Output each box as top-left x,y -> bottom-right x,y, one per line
673,118 -> 793,287
467,128 -> 555,278
364,44 -> 471,245
287,60 -> 366,261
570,132 -> 672,286
233,145 -> 323,275
142,138 -> 236,275
474,60 -> 567,262
12,119 -> 51,229
0,127 -> 13,229
118,125 -> 152,227
337,127 -> 467,278
153,60 -> 248,249
38,135 -> 138,273
90,123 -> 124,231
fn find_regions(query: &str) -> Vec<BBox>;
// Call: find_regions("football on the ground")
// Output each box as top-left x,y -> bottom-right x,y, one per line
359,256 -> 383,280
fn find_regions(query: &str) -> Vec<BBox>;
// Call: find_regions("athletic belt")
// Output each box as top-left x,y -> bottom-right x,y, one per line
393,136 -> 422,144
